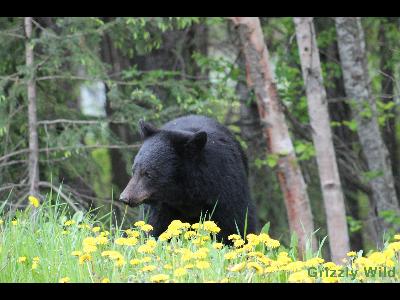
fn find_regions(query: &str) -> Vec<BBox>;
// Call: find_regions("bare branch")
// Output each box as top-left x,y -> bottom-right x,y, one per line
0,143 -> 140,163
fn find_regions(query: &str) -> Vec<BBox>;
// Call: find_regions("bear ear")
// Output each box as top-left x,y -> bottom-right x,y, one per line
185,131 -> 207,153
169,130 -> 207,156
138,119 -> 159,140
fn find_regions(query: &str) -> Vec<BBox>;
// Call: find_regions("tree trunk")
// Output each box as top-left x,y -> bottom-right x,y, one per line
231,17 -> 315,255
25,17 -> 39,198
294,17 -> 350,263
318,19 -> 365,251
378,17 -> 400,201
335,17 -> 400,245
229,21 -> 288,240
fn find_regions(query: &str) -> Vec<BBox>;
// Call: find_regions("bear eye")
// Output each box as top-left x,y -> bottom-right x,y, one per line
143,171 -> 152,179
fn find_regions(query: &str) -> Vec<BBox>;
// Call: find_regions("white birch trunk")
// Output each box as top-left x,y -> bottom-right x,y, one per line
335,17 -> 400,245
25,17 -> 39,197
294,17 -> 350,263
231,17 -> 316,255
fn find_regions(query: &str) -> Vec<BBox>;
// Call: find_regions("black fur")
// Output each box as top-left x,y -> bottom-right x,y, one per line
123,115 -> 258,242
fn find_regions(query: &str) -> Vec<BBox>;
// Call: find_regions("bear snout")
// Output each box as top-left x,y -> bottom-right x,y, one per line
119,177 -> 151,207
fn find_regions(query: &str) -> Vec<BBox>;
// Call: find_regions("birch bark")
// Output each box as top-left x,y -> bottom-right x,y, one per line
335,17 -> 400,244
231,17 -> 315,254
25,17 -> 39,197
294,17 -> 350,263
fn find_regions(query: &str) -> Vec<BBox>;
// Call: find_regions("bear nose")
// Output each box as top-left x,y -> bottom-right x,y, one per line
119,195 -> 130,204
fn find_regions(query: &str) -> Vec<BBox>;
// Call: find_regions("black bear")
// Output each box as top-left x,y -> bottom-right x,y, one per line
119,115 -> 258,242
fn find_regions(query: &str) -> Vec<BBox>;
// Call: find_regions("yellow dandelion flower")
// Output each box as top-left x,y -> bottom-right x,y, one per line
234,239 -> 245,248
288,270 -> 313,283
109,252 -> 124,261
82,236 -> 97,247
114,257 -> 126,267
64,220 -> 75,226
101,278 -> 110,283
62,230 -> 70,235
115,237 -> 127,245
125,229 -> 140,238
83,244 -> 97,253
258,233 -> 270,242
0,219 -> 3,225
168,220 -> 185,230
147,239 -> 157,247
368,252 -> 386,265
228,234 -> 241,241
323,262 -> 338,269
134,221 -> 146,227
322,275 -> 339,283
100,230 -> 110,237
305,257 -> 324,267
247,262 -> 263,274
78,254 -> 92,264
196,261 -> 210,270
28,195 -> 40,208
141,256 -> 152,263
150,274 -> 169,283
78,223 -> 91,230
101,250 -> 113,257
264,238 -> 280,249
285,261 -> 306,272
95,236 -> 109,245
18,256 -> 27,263
229,262 -> 246,272
180,249 -> 193,261
59,277 -> 71,283
184,231 -> 196,240
138,245 -> 154,254
159,231 -> 172,241
164,264 -> 173,270
71,251 -> 82,257
174,268 -> 187,277
31,262 -> 39,270
191,223 -> 200,230
224,251 -> 237,260
246,234 -> 260,245
92,226 -> 100,233
203,221 -> 221,233
141,224 -> 153,232
11,220 -> 18,226
212,243 -> 223,250
31,257 -> 40,270
347,251 -> 357,257
387,242 -> 400,252
142,265 -> 157,272
181,222 -> 191,229
257,256 -> 273,267
248,251 -> 264,258
130,258 -> 141,266
125,237 -> 138,246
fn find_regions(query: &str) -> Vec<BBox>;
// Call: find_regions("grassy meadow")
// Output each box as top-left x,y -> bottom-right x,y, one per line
1,189 -> 400,283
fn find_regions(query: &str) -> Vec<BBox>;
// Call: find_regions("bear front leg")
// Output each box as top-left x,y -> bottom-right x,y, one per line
145,203 -> 177,237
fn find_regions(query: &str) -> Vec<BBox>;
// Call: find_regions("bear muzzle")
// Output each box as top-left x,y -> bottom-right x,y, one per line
119,178 -> 151,207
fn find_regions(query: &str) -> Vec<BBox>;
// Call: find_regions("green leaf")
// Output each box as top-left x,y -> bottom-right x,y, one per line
260,222 -> 270,235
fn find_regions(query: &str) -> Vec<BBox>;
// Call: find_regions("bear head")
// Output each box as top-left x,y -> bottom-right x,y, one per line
119,119 -> 207,207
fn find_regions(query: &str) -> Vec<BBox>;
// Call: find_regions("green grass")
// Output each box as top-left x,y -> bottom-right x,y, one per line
1,188 -> 400,283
